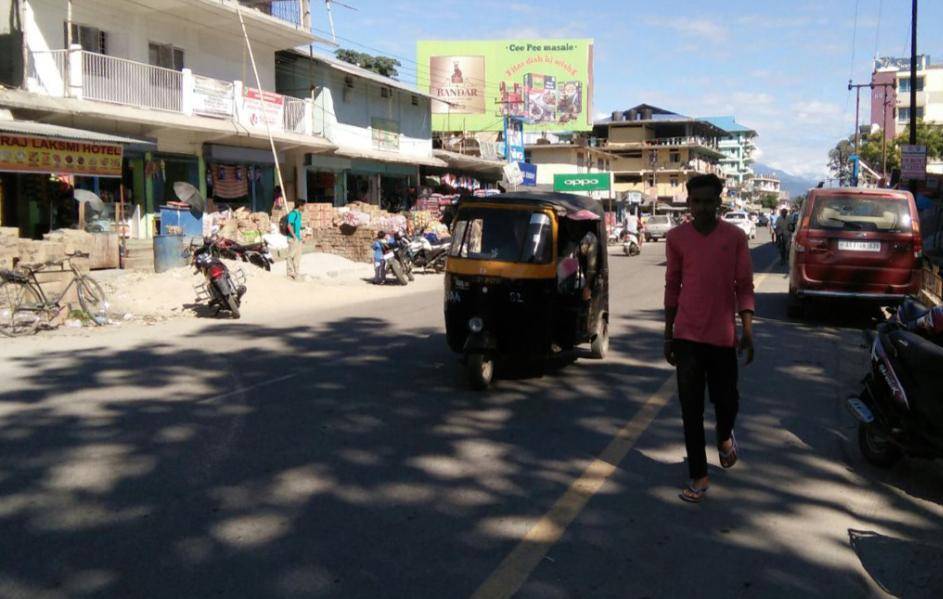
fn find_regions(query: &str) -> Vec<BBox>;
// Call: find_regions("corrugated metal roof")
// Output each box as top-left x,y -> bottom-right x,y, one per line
0,118 -> 154,145
700,116 -> 757,135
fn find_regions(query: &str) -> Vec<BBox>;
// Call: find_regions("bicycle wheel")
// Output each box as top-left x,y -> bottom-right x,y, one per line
0,281 -> 43,337
77,276 -> 109,325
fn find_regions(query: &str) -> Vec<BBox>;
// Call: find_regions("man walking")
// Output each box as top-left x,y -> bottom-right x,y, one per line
286,199 -> 305,280
664,174 -> 755,503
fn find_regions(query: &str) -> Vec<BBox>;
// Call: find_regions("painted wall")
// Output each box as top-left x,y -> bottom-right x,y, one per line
25,0 -> 280,88
608,125 -> 649,144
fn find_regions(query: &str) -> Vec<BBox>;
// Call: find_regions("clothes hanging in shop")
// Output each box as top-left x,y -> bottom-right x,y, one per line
212,164 -> 249,199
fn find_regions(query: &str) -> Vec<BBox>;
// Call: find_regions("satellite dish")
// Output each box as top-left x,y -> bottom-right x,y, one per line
173,181 -> 206,213
73,189 -> 105,214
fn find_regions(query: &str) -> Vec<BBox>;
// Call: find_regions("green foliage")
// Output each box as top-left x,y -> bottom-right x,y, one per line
759,194 -> 779,209
335,49 -> 402,79
829,121 -> 943,181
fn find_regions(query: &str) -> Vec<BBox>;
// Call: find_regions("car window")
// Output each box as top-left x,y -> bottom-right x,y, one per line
448,209 -> 553,263
810,195 -> 911,233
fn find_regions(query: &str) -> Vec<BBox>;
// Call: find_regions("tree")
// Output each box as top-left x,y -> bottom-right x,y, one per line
335,49 -> 401,79
828,121 -> 943,182
828,136 -> 855,183
759,193 -> 779,209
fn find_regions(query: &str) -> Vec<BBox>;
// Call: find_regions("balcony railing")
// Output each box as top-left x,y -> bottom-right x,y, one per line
238,0 -> 302,27
25,49 -> 317,138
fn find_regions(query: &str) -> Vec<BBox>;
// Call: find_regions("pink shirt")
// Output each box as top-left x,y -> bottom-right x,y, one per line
664,220 -> 755,348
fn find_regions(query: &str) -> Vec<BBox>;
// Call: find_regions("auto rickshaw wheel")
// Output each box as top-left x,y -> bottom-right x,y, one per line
467,353 -> 494,390
590,316 -> 609,359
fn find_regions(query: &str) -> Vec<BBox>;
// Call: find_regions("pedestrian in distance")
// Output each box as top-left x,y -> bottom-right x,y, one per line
286,199 -> 304,280
372,231 -> 387,285
664,174 -> 755,504
774,208 -> 790,265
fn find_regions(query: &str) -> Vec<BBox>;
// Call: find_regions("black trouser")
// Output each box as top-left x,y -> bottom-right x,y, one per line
674,339 -> 740,480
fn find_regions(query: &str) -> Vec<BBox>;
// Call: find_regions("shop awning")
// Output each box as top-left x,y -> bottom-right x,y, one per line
333,147 -> 447,168
0,117 -> 154,146
432,150 -> 506,175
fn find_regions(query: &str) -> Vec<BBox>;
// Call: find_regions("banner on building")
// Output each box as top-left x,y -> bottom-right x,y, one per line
417,38 -> 594,132
371,118 -> 401,151
241,88 -> 285,131
505,117 -> 525,162
901,144 -> 927,181
554,172 -> 611,192
518,162 -> 537,186
0,133 -> 123,177
193,76 -> 234,118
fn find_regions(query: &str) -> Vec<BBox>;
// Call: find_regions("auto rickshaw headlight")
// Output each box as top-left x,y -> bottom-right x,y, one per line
468,317 -> 484,333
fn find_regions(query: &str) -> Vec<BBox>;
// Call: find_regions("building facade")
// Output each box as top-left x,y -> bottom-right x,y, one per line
524,142 -> 615,201
871,55 -> 943,140
700,116 -> 757,200
0,0 -> 338,239
593,104 -> 725,209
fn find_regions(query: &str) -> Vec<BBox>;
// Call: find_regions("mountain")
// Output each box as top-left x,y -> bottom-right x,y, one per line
752,163 -> 818,199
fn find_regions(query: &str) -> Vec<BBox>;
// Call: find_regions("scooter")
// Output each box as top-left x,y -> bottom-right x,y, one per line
846,298 -> 943,467
622,231 -> 641,256
187,239 -> 247,319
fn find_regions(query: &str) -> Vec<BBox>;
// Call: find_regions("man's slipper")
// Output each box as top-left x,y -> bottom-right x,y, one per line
679,484 -> 709,503
719,432 -> 739,469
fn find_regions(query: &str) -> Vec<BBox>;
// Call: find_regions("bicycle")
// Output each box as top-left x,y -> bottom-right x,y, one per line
0,251 -> 108,337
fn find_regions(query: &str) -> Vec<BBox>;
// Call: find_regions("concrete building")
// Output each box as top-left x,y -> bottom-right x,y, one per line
750,173 -> 781,197
593,104 -> 726,210
871,55 -> 943,140
523,142 -> 616,201
700,116 -> 757,200
0,0 -> 337,239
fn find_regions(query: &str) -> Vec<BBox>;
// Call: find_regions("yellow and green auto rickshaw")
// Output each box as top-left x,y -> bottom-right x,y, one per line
444,192 -> 610,389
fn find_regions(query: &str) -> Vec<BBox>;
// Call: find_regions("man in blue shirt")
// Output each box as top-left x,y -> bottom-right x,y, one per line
372,231 -> 387,284
286,199 -> 305,279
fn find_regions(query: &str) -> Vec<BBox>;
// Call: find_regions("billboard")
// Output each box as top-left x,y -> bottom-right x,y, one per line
417,39 -> 594,132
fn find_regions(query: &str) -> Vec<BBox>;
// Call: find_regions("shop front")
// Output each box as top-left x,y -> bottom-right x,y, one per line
304,154 -> 350,206
203,145 -> 282,213
0,119 -> 151,239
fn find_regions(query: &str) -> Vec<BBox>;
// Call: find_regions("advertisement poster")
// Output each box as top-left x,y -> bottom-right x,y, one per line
0,134 -> 123,177
193,76 -> 234,118
504,117 -> 525,162
241,87 -> 285,131
371,118 -> 401,151
417,39 -> 594,132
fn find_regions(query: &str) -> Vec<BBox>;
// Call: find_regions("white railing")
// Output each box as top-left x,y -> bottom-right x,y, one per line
26,50 -> 67,96
82,52 -> 183,113
647,136 -> 719,149
283,97 -> 307,133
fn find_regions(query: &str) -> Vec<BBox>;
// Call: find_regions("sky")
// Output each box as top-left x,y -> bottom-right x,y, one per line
318,0 -> 943,179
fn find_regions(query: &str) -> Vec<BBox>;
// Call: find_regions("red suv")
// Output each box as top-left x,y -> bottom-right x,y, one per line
788,187 -> 922,316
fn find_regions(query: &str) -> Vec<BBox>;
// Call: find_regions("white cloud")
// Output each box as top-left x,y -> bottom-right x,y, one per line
641,17 -> 728,42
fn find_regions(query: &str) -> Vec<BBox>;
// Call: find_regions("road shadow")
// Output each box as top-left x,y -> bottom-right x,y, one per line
849,529 -> 943,598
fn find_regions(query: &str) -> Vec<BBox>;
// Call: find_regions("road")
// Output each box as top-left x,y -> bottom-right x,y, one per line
1,230 -> 941,598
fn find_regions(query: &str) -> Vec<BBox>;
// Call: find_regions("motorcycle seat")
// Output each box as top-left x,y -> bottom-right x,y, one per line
889,330 -> 943,374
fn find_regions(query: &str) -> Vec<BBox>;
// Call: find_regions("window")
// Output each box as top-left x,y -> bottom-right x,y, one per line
411,95 -> 418,106
148,43 -> 185,71
669,150 -> 681,164
810,195 -> 911,233
898,76 -> 925,93
597,158 -> 604,170
449,209 -> 552,263
380,87 -> 391,98
898,107 -> 925,122
670,176 -> 679,188
64,23 -> 107,54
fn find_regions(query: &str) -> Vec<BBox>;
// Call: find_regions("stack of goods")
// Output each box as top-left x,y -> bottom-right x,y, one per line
303,202 -> 335,230
376,214 -> 407,234
215,208 -> 273,244
409,210 -> 434,232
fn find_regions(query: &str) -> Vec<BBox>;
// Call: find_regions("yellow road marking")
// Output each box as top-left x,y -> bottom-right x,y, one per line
471,257 -> 780,599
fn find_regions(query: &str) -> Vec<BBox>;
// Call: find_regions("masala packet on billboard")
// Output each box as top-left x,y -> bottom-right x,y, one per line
524,74 -> 558,124
557,81 -> 582,123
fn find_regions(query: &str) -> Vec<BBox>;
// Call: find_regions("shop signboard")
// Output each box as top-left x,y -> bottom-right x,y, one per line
901,144 -> 927,181
417,38 -> 594,132
192,76 -> 234,118
518,162 -> 537,186
554,172 -> 610,192
505,117 -> 525,162
371,117 -> 401,151
627,191 -> 642,204
241,87 -> 285,131
0,133 -> 123,177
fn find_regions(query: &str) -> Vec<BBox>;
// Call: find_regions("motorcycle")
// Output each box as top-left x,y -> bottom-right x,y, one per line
379,237 -> 410,285
846,298 -> 943,467
187,238 -> 247,319
405,234 -> 449,273
622,231 -> 641,256
210,237 -> 274,271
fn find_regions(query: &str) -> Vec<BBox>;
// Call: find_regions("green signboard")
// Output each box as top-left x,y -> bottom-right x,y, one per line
553,173 -> 611,192
416,39 -> 594,132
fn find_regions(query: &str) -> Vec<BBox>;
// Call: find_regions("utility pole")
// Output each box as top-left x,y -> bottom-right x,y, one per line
849,79 -> 896,184
909,0 -> 918,194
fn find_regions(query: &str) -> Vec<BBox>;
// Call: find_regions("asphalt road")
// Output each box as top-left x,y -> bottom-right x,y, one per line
1,230 -> 941,598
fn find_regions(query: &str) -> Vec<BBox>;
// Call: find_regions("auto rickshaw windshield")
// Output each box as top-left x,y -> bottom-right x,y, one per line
449,209 -> 553,263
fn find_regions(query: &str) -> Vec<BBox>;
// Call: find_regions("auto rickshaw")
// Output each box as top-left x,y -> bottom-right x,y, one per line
444,192 -> 610,389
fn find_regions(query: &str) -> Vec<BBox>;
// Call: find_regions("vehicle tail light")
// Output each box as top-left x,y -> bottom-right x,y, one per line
209,264 -> 226,279
912,215 -> 923,259
793,231 -> 808,254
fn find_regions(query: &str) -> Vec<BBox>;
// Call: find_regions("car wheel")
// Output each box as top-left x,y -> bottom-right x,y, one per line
467,353 -> 494,390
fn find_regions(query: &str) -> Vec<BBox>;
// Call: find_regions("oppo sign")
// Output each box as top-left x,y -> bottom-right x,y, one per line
553,172 -> 611,192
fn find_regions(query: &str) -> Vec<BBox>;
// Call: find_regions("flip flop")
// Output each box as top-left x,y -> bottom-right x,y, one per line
679,484 -> 709,503
719,432 -> 739,469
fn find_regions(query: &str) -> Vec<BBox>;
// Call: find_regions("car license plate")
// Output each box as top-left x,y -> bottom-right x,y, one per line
837,240 -> 881,252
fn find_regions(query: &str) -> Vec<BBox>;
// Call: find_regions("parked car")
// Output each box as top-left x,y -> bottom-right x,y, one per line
722,211 -> 756,239
757,213 -> 770,227
643,215 -> 674,241
787,187 -> 922,317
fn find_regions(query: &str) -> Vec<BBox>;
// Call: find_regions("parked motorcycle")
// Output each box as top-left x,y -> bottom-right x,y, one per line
210,237 -> 274,271
405,234 -> 449,273
380,238 -> 410,285
846,298 -> 943,467
622,231 -> 641,256
187,239 -> 247,319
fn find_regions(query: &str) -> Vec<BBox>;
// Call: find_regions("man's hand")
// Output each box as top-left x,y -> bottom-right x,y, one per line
664,339 -> 677,366
738,333 -> 755,366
